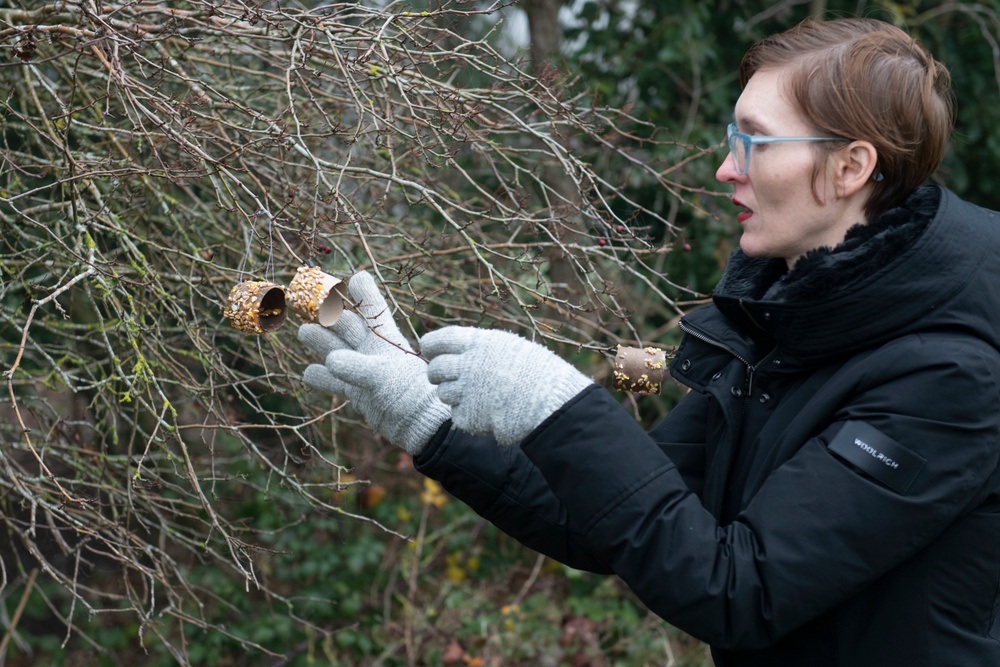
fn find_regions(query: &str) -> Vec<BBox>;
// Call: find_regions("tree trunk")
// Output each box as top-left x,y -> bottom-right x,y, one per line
521,0 -> 580,295
524,0 -> 563,76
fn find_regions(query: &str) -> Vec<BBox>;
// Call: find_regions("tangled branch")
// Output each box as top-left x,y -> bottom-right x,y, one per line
0,0 -> 711,661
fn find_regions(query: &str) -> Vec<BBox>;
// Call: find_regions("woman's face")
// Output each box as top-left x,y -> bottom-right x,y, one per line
716,67 -> 863,268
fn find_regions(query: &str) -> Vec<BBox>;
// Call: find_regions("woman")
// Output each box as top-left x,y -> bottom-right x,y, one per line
299,18 -> 1000,666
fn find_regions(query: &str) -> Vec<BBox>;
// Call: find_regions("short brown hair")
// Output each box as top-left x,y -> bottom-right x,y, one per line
739,18 -> 954,220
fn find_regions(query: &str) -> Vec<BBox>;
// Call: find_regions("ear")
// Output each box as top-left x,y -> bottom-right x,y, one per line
832,141 -> 878,198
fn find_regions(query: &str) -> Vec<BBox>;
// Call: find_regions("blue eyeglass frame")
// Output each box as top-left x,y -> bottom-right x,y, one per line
726,122 -> 845,175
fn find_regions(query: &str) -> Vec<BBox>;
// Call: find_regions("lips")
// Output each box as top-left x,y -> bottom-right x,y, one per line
733,198 -> 753,223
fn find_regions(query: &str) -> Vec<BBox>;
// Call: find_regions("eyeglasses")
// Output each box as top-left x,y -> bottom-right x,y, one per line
726,122 -> 844,175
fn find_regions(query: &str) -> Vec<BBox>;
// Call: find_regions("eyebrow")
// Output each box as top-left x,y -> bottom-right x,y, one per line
733,113 -> 771,136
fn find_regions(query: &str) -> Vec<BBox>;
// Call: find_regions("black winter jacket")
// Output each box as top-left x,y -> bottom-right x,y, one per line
415,186 -> 1000,666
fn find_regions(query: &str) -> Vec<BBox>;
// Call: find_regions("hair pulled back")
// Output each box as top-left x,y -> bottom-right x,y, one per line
740,18 -> 954,220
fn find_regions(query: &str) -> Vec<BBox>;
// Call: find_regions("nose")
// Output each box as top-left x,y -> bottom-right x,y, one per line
716,150 -> 745,184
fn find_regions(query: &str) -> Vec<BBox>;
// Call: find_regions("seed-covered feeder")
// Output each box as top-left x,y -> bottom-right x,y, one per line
612,345 -> 667,395
223,281 -> 288,334
286,266 -> 349,326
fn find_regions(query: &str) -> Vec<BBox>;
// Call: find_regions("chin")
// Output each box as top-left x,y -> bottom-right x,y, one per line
738,237 -> 770,259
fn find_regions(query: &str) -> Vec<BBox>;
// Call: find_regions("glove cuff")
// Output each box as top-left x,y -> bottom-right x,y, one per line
497,367 -> 593,446
397,399 -> 453,456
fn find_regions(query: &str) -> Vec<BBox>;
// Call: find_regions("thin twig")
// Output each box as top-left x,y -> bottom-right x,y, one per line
0,569 -> 39,660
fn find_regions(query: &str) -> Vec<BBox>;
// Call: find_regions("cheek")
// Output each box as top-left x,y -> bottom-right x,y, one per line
754,162 -> 817,205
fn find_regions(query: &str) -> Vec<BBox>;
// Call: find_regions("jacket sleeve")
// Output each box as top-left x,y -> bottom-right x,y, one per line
413,421 -> 614,573
413,390 -> 713,573
519,335 -> 1000,649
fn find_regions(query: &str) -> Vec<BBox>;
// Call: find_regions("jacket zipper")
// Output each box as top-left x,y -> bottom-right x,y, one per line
678,318 -> 756,377
678,316 -> 761,518
678,310 -> 784,396
678,316 -> 757,444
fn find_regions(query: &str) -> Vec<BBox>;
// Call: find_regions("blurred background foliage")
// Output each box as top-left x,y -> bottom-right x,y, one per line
0,1 -> 996,665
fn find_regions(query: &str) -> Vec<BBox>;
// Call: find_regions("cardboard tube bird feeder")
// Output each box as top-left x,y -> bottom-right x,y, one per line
612,345 -> 667,395
286,266 -> 349,326
223,281 -> 288,334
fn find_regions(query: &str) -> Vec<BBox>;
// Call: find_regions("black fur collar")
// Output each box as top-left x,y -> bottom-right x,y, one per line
715,186 -> 940,305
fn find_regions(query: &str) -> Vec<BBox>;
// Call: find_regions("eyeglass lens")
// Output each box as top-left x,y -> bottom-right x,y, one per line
727,124 -> 748,175
732,137 -> 747,174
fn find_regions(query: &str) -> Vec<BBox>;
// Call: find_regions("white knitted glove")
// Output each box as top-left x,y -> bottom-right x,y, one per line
298,271 -> 450,455
420,327 -> 594,446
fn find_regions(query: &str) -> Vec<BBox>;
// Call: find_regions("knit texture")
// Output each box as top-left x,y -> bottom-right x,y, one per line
421,327 -> 593,446
298,272 -> 449,455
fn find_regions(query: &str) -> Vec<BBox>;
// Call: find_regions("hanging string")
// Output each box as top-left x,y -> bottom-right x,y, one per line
237,209 -> 276,283
263,209 -> 275,283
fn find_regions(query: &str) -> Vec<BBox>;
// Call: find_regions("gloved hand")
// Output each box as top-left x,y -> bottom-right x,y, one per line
420,327 -> 594,446
298,271 -> 450,455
